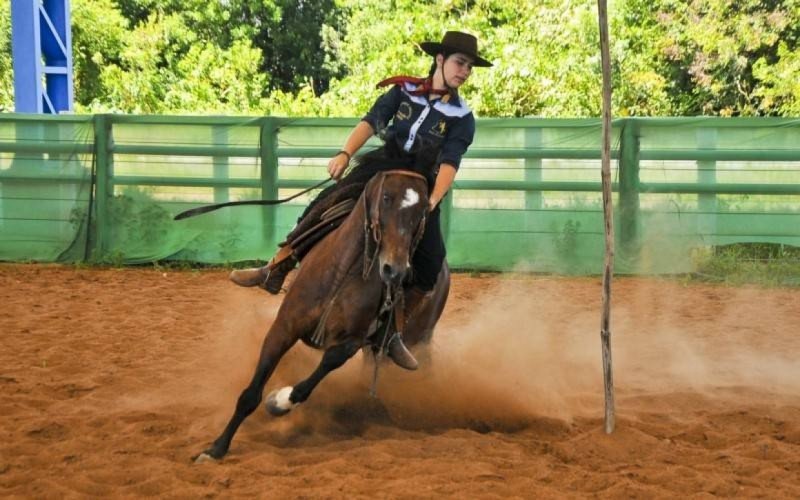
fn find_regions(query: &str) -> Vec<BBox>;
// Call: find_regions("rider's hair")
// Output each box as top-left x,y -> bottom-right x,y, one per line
427,52 -> 454,77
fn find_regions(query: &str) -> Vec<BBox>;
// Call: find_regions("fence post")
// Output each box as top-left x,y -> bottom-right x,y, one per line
696,127 -> 718,243
92,114 -> 112,259
260,118 -> 279,249
618,118 -> 640,260
524,126 -> 543,211
212,125 -> 230,204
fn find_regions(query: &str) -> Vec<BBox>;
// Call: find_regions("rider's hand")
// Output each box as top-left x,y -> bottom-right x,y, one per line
327,151 -> 351,180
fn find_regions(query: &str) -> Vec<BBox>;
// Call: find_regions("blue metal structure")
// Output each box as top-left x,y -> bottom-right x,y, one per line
11,0 -> 74,113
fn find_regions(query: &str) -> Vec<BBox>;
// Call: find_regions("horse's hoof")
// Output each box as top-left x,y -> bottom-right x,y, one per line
266,387 -> 296,417
193,452 -> 219,464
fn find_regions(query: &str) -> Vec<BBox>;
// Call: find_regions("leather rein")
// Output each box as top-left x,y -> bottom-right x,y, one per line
361,169 -> 429,396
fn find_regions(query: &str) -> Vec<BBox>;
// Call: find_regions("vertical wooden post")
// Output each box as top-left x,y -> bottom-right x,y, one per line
524,127 -> 543,211
212,125 -> 230,204
597,0 -> 616,434
260,118 -> 279,249
696,128 -> 718,242
618,120 -> 641,258
93,114 -> 112,258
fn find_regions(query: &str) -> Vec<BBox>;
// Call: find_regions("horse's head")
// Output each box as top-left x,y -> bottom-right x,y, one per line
364,170 -> 429,287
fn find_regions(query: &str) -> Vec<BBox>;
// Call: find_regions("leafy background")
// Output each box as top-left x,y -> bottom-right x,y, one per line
2,0 -> 799,117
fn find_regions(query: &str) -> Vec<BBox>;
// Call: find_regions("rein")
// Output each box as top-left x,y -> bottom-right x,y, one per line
172,177 -> 333,220
357,169 -> 427,397
369,281 -> 405,397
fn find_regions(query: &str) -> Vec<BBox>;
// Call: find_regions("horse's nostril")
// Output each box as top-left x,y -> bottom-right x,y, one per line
381,263 -> 406,284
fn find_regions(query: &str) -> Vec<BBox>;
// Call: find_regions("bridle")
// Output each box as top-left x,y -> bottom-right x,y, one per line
360,169 -> 429,396
362,169 -> 428,279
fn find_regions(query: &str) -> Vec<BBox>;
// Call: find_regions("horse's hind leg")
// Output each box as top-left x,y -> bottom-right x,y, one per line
195,331 -> 296,462
266,339 -> 361,416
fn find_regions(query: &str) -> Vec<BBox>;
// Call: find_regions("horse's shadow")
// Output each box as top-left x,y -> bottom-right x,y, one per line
248,393 -> 564,451
240,353 -> 560,451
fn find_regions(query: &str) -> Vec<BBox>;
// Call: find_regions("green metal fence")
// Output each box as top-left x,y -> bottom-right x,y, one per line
1,114 -> 798,274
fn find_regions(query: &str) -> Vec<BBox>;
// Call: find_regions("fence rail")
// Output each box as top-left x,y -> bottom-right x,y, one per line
1,114 -> 799,274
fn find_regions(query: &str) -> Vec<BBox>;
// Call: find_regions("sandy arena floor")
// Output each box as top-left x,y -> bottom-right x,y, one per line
1,264 -> 799,498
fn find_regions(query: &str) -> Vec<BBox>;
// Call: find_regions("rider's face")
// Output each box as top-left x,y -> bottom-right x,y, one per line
438,53 -> 474,88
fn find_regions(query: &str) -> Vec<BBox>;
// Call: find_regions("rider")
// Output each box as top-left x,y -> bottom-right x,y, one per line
230,30 -> 492,369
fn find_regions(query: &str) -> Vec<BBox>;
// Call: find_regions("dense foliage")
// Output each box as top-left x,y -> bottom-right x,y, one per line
2,0 -> 799,117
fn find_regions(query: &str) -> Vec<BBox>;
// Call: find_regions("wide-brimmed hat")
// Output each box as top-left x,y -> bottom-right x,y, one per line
419,31 -> 493,67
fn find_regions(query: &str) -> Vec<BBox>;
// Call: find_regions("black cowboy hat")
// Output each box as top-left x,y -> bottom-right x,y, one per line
420,31 -> 493,67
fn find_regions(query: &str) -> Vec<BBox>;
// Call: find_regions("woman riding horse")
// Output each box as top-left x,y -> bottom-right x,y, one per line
196,169 -> 441,462
230,30 -> 493,370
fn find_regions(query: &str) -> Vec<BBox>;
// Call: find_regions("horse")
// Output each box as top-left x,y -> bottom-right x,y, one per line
195,168 -> 451,461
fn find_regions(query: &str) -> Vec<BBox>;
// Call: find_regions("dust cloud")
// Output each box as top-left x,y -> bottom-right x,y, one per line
188,273 -> 800,437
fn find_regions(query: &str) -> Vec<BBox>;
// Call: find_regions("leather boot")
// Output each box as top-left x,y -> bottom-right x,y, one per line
387,332 -> 418,371
229,266 -> 269,287
230,247 -> 297,294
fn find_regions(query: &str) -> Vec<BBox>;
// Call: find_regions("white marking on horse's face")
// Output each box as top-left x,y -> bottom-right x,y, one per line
274,386 -> 296,411
401,188 -> 420,209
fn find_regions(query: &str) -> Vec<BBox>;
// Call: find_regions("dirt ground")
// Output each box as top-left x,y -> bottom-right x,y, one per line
1,263 -> 799,498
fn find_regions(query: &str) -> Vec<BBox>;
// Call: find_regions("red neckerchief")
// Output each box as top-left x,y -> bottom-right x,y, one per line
376,76 -> 451,98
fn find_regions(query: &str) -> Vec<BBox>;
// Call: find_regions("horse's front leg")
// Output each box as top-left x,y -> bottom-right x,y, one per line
266,339 -> 362,416
195,328 -> 296,462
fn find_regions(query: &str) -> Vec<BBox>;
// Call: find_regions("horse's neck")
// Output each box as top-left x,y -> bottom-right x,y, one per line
334,195 -> 366,241
325,195 -> 371,276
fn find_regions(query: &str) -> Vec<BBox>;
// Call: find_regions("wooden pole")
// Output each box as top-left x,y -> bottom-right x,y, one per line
597,0 -> 616,434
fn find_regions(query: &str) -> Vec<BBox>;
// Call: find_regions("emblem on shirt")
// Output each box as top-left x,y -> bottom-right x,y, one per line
395,102 -> 412,121
430,119 -> 447,138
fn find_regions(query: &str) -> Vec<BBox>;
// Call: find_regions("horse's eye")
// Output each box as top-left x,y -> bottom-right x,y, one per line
382,194 -> 391,204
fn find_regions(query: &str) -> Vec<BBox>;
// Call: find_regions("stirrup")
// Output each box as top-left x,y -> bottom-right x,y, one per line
386,332 -> 418,371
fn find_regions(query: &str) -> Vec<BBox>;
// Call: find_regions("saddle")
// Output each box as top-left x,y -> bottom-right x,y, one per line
288,198 -> 356,259
272,185 -> 362,268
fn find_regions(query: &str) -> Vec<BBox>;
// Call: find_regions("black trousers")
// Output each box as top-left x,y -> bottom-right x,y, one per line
410,205 -> 445,291
294,154 -> 445,292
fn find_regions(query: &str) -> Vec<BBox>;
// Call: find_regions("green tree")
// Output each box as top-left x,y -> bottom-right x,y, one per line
307,0 -> 800,117
111,0 -> 344,95
163,40 -> 269,114
323,0 -> 612,117
754,41 -> 800,115
752,0 -> 800,115
619,0 -> 799,116
0,2 -> 12,112
85,8 -> 267,113
3,0 -> 799,117
71,0 -> 129,107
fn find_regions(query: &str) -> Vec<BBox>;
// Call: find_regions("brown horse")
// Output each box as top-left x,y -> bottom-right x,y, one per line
196,169 -> 450,461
